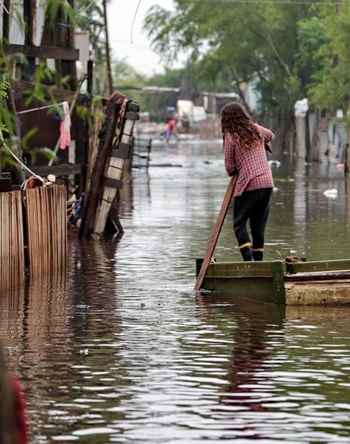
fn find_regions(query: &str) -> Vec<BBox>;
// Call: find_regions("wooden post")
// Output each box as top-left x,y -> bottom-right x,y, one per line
3,0 -> 10,41
61,0 -> 77,90
271,261 -> 286,304
345,142 -> 350,177
103,0 -> 113,95
87,60 -> 94,95
194,176 -> 237,291
23,0 -> 36,78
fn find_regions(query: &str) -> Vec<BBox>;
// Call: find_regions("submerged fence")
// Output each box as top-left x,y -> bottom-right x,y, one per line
0,191 -> 25,289
0,184 -> 67,290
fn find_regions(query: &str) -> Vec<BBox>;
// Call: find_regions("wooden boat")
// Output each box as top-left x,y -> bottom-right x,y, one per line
196,259 -> 350,305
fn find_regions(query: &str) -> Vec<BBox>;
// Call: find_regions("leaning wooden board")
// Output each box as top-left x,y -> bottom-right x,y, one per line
194,177 -> 237,291
196,259 -> 350,305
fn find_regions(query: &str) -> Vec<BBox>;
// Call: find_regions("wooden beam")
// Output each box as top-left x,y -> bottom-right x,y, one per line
32,163 -> 82,177
271,261 -> 286,304
3,0 -> 10,41
205,260 -> 283,278
194,177 -> 237,291
103,0 -> 113,94
202,276 -> 276,302
286,272 -> 350,282
4,44 -> 79,61
23,0 -> 35,45
287,259 -> 350,274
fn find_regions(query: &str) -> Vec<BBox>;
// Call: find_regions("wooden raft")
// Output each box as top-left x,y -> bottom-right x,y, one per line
0,191 -> 25,290
196,259 -> 350,306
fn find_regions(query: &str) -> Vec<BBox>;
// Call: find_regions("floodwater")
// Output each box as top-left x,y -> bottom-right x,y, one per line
2,138 -> 350,443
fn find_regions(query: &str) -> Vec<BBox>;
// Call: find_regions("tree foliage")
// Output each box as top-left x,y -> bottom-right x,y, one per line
306,3 -> 350,112
144,0 -> 350,125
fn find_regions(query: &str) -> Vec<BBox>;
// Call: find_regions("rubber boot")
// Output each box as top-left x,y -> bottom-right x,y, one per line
240,246 -> 253,261
252,250 -> 263,261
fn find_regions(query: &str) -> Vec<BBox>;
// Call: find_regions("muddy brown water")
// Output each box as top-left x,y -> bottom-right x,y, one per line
2,139 -> 350,443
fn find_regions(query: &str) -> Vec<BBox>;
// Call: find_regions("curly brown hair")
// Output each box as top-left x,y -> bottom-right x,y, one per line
221,102 -> 261,149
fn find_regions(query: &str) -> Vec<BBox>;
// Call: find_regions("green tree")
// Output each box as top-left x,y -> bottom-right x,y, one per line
306,3 -> 350,113
144,0 -> 324,151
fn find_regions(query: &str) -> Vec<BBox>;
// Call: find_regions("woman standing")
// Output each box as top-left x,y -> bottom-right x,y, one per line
222,102 -> 274,262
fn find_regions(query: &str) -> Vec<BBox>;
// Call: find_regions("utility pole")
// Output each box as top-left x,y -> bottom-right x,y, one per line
103,0 -> 113,95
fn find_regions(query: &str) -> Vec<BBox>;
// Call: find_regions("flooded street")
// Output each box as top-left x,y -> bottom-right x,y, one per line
2,139 -> 350,443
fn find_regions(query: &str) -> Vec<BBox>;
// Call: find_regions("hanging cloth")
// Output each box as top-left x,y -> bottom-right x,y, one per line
59,101 -> 72,150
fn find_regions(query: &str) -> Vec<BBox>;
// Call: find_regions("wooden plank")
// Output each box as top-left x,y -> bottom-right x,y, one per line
205,261 -> 280,278
271,261 -> 286,304
111,143 -> 131,159
32,163 -> 82,177
108,157 -> 124,170
4,44 -> 79,61
286,272 -> 350,282
202,276 -> 276,302
126,102 -> 140,112
125,111 -> 140,121
287,259 -> 350,274
194,176 -> 237,291
286,281 -> 350,306
103,178 -> 123,189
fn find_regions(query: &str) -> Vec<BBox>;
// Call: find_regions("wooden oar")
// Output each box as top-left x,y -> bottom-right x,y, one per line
194,176 -> 237,292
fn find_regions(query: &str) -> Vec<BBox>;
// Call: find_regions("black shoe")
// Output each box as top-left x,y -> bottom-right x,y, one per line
252,250 -> 263,261
241,246 -> 253,261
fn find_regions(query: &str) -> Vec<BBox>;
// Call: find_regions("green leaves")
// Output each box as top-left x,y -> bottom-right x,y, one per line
144,0 -> 343,116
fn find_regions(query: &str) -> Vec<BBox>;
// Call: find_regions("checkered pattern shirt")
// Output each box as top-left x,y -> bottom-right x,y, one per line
224,123 -> 274,197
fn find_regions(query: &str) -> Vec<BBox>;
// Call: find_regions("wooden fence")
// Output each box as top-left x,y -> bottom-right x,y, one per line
0,191 -> 25,290
26,185 -> 67,276
0,184 -> 67,291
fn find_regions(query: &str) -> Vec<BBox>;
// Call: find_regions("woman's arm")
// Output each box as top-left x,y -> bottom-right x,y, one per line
255,123 -> 275,143
224,133 -> 238,176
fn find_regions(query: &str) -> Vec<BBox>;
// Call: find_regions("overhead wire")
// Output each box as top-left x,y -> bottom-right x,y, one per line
130,0 -> 143,45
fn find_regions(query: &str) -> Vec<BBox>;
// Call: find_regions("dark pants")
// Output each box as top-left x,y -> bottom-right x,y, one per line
233,188 -> 272,261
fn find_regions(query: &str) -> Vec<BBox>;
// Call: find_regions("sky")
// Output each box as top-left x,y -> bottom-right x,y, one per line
108,0 -> 175,77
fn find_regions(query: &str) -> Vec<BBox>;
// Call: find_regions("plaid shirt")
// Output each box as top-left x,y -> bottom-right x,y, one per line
224,123 -> 274,197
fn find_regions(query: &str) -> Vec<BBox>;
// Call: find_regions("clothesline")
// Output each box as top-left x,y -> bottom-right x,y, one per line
2,143 -> 44,183
16,102 -> 66,116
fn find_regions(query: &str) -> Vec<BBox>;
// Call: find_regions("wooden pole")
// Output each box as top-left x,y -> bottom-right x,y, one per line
103,0 -> 113,95
194,176 -> 237,292
3,0 -> 10,41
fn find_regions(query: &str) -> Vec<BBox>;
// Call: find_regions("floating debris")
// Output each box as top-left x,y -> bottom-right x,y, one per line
269,160 -> 281,168
323,188 -> 338,199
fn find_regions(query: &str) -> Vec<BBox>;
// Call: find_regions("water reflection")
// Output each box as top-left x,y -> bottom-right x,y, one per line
1,140 -> 350,442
